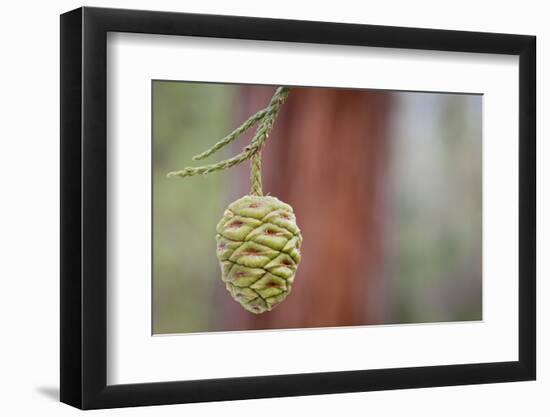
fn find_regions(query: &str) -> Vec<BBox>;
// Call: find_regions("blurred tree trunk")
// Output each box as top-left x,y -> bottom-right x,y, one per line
221,86 -> 391,330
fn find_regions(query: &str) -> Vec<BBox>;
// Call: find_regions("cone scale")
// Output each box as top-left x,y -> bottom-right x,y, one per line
216,195 -> 302,313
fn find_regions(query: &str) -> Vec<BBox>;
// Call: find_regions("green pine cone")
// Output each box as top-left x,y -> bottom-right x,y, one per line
216,195 -> 302,314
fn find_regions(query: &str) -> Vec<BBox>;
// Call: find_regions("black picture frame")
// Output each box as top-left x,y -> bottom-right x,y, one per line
60,6 -> 536,410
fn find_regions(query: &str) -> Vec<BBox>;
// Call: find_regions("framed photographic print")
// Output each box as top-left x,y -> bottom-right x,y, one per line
60,6 -> 536,409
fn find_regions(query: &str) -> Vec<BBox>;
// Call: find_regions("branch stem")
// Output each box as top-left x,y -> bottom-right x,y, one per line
167,86 -> 290,195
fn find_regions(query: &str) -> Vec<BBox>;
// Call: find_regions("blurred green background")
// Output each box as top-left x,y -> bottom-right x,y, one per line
152,81 -> 482,334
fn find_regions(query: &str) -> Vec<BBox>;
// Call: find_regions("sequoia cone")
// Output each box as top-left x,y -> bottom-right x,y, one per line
216,195 -> 302,313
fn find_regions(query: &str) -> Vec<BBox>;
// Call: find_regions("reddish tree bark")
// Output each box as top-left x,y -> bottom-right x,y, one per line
220,86 -> 391,330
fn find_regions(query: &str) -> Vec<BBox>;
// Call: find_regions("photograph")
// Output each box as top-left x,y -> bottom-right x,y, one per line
152,81 -> 482,335
56,5 -> 537,410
